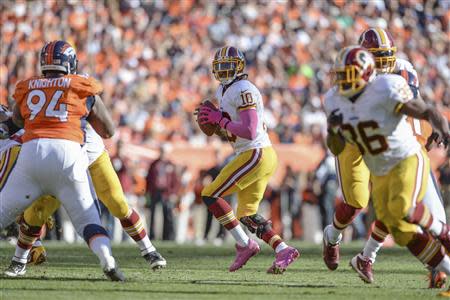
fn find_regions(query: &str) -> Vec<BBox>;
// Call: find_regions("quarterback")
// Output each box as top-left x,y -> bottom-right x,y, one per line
197,46 -> 299,273
324,46 -> 450,296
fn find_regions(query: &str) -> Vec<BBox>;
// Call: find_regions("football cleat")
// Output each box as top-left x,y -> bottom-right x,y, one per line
350,254 -> 374,283
144,251 -> 167,270
103,267 -> 126,282
267,246 -> 300,274
229,239 -> 260,272
27,245 -> 47,265
4,260 -> 26,277
323,238 -> 340,271
429,269 -> 447,289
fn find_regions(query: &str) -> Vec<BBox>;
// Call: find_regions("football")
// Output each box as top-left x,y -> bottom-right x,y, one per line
196,100 -> 219,136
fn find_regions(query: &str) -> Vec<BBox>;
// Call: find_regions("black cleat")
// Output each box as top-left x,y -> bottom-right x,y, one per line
4,260 -> 26,277
144,251 -> 167,270
103,267 -> 126,282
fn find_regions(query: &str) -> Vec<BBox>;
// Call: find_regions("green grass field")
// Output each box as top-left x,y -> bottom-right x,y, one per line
0,241 -> 444,299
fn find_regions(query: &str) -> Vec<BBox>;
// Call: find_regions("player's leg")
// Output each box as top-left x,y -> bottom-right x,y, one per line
43,141 -> 123,281
376,150 -> 450,294
323,144 -> 370,270
89,151 -> 165,269
1,146 -> 43,277
237,177 -> 299,274
14,195 -> 61,265
202,148 -> 265,271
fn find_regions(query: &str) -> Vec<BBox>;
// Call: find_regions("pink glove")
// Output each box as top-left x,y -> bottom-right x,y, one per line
199,107 -> 228,127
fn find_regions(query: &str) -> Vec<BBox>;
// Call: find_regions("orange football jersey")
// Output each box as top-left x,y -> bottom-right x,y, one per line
13,74 -> 102,144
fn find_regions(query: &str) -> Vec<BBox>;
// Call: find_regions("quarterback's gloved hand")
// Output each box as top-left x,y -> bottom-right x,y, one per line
327,109 -> 343,134
198,107 -> 229,128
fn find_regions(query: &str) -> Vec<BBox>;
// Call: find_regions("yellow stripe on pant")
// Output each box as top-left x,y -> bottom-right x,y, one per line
371,149 -> 429,246
202,146 -> 278,219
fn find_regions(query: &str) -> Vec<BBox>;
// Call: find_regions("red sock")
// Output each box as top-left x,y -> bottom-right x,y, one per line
333,202 -> 361,230
371,220 -> 389,242
407,232 -> 445,268
204,197 -> 239,230
120,209 -> 147,241
18,222 -> 42,250
261,229 -> 283,250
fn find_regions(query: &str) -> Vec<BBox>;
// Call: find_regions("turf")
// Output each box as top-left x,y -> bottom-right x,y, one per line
0,241 -> 443,299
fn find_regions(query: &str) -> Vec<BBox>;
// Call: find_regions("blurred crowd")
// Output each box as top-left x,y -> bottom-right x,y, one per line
1,0 -> 449,243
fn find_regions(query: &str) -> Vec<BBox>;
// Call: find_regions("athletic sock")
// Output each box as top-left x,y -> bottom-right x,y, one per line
275,242 -> 289,253
120,209 -> 155,255
203,196 -> 249,247
90,235 -> 115,270
407,231 -> 445,269
33,239 -> 43,247
436,256 -> 450,275
362,220 -> 389,262
327,202 -> 361,244
408,202 -> 444,237
13,222 -> 42,264
325,224 -> 343,245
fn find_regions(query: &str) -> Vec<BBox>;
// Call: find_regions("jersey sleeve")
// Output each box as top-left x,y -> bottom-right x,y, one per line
12,79 -> 30,105
71,75 -> 103,99
384,75 -> 414,114
323,88 -> 337,117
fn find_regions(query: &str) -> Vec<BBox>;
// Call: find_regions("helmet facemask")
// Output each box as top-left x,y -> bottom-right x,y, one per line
212,57 -> 244,85
369,48 -> 396,73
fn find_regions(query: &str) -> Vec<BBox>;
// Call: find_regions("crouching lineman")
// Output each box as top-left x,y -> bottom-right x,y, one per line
324,46 -> 450,297
0,40 -> 126,280
197,46 -> 299,274
1,41 -> 166,277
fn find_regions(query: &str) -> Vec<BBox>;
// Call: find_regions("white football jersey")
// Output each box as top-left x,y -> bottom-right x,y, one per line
85,124 -> 105,164
215,79 -> 271,154
324,74 -> 421,176
0,129 -> 24,154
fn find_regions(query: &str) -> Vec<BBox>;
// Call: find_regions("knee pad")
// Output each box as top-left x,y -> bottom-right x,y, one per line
83,224 -> 109,244
240,214 -> 272,239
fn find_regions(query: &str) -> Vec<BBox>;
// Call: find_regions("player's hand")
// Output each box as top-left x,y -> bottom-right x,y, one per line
0,123 -> 9,139
198,106 -> 223,125
327,109 -> 343,134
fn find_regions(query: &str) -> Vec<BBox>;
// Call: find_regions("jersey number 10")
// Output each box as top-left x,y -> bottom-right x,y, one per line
26,89 -> 68,122
341,121 -> 388,155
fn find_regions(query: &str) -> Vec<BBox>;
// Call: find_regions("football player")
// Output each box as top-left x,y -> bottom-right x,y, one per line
349,27 -> 447,286
322,28 -> 447,286
0,41 -> 166,277
0,40 -> 125,281
197,46 -> 299,273
324,46 -> 450,297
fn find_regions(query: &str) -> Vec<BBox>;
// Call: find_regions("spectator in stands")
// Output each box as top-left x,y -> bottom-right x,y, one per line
145,145 -> 179,240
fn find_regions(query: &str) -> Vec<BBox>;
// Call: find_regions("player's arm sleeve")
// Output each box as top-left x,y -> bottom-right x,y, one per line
385,76 -> 415,114
323,94 -> 346,156
73,76 -> 104,99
